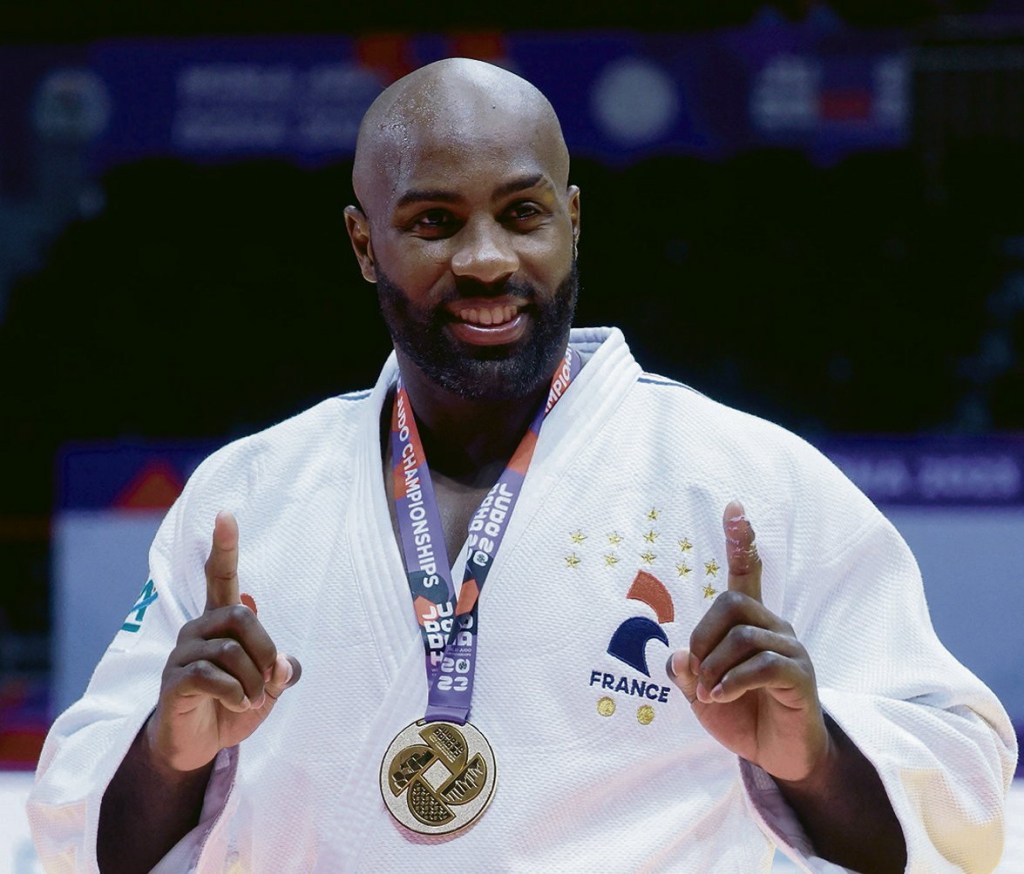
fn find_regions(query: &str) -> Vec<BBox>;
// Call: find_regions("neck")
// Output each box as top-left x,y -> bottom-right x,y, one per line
395,355 -> 550,487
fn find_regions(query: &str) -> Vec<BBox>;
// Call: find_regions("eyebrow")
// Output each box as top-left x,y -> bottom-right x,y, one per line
394,174 -> 549,210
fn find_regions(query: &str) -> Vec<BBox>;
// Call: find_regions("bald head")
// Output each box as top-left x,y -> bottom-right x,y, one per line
343,58 -> 581,402
353,58 -> 570,215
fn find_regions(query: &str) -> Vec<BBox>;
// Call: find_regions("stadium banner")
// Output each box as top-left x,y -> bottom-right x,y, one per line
0,22 -> 910,184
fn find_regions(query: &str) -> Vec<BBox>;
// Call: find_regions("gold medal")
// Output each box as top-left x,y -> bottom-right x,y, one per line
379,719 -> 497,835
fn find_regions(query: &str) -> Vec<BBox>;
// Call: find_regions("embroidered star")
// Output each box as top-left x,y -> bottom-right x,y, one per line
678,538 -> 693,552
604,553 -> 620,567
702,582 -> 718,599
565,553 -> 582,569
646,508 -> 659,521
607,532 -> 623,546
640,550 -> 656,565
643,530 -> 658,543
570,530 -> 587,545
704,559 -> 720,577
676,562 -> 692,577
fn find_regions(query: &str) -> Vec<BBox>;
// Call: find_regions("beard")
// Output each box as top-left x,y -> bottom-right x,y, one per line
376,261 -> 579,402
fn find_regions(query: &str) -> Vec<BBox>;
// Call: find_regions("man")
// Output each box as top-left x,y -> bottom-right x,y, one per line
29,58 -> 1015,873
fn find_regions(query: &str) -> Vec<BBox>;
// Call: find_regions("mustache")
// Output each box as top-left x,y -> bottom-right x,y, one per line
445,276 -> 540,303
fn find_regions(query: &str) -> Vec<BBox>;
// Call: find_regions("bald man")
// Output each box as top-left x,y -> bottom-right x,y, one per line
30,59 -> 1015,873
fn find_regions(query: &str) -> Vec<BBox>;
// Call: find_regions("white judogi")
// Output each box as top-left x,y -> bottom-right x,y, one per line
29,328 -> 1017,872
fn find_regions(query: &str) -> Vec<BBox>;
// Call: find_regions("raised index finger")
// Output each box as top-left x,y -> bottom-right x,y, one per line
723,500 -> 762,602
205,510 -> 241,611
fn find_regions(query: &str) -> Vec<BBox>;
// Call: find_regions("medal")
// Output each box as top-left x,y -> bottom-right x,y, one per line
381,347 -> 580,834
380,719 -> 497,835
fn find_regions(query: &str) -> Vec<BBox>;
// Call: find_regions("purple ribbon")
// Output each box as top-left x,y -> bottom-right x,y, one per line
390,347 -> 581,723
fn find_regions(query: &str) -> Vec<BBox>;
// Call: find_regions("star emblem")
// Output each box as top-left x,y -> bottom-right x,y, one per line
704,559 -> 720,577
640,551 -> 656,565
702,583 -> 718,599
565,553 -> 581,569
676,562 -> 691,577
570,530 -> 587,544
604,553 -> 620,567
678,538 -> 693,552
642,530 -> 658,543
607,532 -> 623,546
646,508 -> 659,521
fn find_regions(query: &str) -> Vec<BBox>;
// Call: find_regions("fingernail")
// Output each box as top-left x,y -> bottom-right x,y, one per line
253,692 -> 266,709
695,682 -> 710,703
689,654 -> 701,675
667,650 -> 690,678
240,695 -> 252,711
710,683 -> 725,701
263,667 -> 273,683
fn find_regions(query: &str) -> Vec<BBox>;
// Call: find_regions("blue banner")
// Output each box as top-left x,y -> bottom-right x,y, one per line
814,436 -> 1024,506
82,26 -> 910,171
57,442 -> 215,511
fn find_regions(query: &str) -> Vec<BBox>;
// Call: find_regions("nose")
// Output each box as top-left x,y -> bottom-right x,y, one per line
450,218 -> 518,286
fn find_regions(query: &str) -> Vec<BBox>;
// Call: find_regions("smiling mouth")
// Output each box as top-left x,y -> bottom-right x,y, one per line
455,304 -> 521,326
446,297 -> 530,346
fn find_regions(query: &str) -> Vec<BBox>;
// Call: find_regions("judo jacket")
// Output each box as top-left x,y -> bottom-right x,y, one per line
29,327 -> 1017,872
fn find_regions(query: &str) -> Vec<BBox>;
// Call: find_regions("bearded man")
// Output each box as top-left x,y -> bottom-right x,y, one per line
29,58 -> 1016,873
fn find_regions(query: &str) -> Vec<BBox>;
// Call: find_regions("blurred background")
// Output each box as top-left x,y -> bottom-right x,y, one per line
1,0 -> 1023,868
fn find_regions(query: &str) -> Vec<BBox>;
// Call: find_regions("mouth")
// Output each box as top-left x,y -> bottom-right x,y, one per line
446,297 -> 530,346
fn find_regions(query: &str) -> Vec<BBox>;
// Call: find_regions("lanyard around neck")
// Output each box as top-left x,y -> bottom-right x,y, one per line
389,346 -> 581,723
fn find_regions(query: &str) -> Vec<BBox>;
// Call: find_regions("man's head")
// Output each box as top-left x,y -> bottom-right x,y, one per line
345,58 -> 580,402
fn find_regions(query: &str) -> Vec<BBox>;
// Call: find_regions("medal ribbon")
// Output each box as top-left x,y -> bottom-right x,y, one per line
390,347 -> 580,723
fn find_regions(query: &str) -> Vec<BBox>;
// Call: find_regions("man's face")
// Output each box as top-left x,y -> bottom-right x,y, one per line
376,260 -> 578,401
350,107 -> 581,402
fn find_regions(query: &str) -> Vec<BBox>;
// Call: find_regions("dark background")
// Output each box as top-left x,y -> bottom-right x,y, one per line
0,1 -> 999,42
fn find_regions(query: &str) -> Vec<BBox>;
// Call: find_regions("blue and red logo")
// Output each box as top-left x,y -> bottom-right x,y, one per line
607,569 -> 674,676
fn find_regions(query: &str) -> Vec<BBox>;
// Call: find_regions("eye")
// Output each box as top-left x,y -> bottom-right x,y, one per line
410,209 -> 458,237
503,202 -> 545,226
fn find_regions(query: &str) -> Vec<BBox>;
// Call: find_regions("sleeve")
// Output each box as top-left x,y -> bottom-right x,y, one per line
742,446 -> 1018,874
26,468 -> 239,873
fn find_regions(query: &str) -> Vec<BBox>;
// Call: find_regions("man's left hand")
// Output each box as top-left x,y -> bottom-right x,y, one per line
667,500 -> 831,782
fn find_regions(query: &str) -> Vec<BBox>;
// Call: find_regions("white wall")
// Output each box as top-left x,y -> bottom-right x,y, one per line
51,510 -> 165,718
889,507 -> 1024,721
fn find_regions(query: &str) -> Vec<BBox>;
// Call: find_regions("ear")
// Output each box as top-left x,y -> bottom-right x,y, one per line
344,205 -> 377,283
567,185 -> 581,248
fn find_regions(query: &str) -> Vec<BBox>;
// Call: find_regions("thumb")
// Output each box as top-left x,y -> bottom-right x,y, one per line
264,653 -> 302,702
666,649 -> 699,704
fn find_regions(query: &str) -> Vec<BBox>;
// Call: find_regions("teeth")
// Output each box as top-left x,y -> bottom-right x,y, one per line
458,305 -> 519,326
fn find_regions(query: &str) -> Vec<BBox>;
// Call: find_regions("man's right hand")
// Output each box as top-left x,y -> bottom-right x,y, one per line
145,510 -> 301,773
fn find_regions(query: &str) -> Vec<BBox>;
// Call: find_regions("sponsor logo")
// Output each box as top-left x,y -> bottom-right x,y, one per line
121,579 -> 158,633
